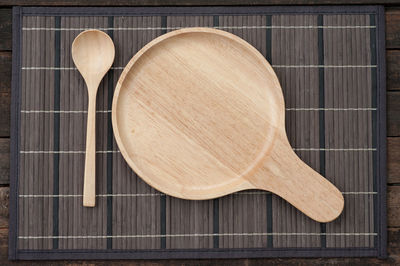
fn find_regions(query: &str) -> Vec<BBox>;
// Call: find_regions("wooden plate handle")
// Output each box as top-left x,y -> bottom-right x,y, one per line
250,133 -> 344,223
83,89 -> 97,207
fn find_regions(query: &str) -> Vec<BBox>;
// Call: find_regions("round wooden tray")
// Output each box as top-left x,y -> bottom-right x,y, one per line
112,28 -> 343,222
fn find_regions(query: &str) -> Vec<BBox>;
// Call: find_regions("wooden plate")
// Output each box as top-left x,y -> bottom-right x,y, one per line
112,28 -> 344,222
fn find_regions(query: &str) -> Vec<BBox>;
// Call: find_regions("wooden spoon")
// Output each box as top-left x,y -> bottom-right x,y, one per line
112,28 -> 344,222
72,30 -> 115,207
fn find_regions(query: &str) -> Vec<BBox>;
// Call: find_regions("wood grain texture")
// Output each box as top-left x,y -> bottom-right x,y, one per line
386,8 -> 400,49
0,228 -> 9,262
0,188 -> 399,265
2,137 -> 396,190
0,92 -> 9,138
387,50 -> 400,91
0,139 -> 9,185
0,7 -> 396,52
0,217 -> 398,265
0,51 -> 10,138
0,52 -> 11,94
0,0 -> 400,5
113,27 -> 343,222
0,9 -> 11,51
388,185 -> 400,227
5,196 -> 400,265
71,29 -> 115,207
387,137 -> 400,184
0,5 -> 395,263
388,91 -> 400,137
0,187 -> 8,229
0,188 -> 383,263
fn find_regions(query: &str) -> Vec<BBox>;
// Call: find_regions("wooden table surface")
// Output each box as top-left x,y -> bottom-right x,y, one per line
0,1 -> 399,265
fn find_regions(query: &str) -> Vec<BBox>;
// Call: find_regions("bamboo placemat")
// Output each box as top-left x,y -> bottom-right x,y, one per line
9,6 -> 387,260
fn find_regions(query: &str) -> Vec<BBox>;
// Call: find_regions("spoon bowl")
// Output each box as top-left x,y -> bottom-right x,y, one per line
72,30 -> 115,207
72,30 -> 115,89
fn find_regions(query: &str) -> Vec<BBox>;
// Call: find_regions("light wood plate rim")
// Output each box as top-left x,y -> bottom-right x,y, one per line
112,27 -> 284,200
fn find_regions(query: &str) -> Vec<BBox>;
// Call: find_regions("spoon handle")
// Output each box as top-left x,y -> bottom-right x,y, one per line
83,90 -> 97,207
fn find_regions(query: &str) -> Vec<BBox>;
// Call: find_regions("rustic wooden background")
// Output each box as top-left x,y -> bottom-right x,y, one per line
0,0 -> 399,265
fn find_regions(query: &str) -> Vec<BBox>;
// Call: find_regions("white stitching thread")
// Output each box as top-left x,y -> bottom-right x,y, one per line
285,108 -> 376,111
19,193 -> 163,198
20,110 -> 111,113
273,65 -> 376,68
18,191 -> 377,198
21,67 -> 76,70
19,148 -> 376,154
21,25 -> 376,31
19,148 -> 375,154
18,232 -> 378,239
342,192 -> 378,195
274,65 -> 376,68
20,108 -> 376,113
20,151 -> 120,154
21,67 -> 123,70
293,148 -> 376,151
21,65 -> 376,70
